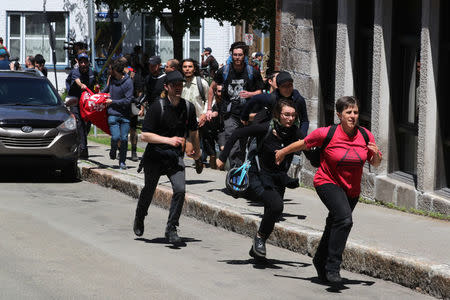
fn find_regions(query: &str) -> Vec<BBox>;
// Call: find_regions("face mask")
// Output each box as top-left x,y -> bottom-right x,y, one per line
272,119 -> 296,140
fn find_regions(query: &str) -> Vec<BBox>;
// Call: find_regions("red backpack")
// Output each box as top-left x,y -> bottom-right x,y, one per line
79,88 -> 111,135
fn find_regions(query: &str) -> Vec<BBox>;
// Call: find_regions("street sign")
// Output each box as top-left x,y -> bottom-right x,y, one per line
244,33 -> 253,46
97,12 -> 119,19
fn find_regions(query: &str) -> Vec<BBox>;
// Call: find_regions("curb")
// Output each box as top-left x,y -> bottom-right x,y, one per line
79,163 -> 450,299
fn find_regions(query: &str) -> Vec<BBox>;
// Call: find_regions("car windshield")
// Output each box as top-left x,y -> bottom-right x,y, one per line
0,77 -> 60,106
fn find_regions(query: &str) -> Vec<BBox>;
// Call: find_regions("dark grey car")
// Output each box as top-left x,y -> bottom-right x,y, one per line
0,70 -> 79,179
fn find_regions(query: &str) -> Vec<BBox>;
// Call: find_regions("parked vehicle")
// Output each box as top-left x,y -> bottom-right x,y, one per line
0,70 -> 79,180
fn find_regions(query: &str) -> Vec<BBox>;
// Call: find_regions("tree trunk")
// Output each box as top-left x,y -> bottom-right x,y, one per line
172,30 -> 184,61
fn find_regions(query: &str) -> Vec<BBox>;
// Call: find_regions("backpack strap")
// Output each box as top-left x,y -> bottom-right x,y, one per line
196,76 -> 206,103
158,98 -> 165,125
222,64 -> 230,82
246,64 -> 254,81
321,124 -> 338,151
257,123 -> 273,153
357,126 -> 370,145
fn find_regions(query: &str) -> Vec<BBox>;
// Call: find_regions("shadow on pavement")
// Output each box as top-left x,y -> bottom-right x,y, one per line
219,257 -> 310,270
135,237 -> 202,250
273,274 -> 375,293
0,166 -> 81,184
185,179 -> 214,185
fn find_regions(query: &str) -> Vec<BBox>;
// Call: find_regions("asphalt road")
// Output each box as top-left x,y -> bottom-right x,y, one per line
0,169 -> 433,299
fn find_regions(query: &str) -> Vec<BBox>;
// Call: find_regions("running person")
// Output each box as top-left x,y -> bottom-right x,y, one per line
133,70 -> 201,243
216,99 -> 302,258
206,41 -> 264,168
275,96 -> 382,283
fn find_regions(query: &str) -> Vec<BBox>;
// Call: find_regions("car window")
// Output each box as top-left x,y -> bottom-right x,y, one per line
0,77 -> 60,106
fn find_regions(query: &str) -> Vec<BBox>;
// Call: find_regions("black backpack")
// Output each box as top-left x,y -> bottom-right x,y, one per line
304,124 -> 369,168
209,56 -> 219,71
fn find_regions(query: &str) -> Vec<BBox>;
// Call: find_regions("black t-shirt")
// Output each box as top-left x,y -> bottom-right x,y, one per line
142,97 -> 198,157
214,64 -> 263,117
67,68 -> 96,99
144,71 -> 166,105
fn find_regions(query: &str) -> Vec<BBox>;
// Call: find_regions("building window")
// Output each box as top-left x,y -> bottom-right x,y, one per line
7,12 -> 68,65
317,0 -> 337,126
390,0 -> 421,178
143,14 -> 203,63
437,0 -> 450,190
354,0 -> 374,130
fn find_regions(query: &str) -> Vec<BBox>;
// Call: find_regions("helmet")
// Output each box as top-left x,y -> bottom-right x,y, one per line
225,165 -> 250,198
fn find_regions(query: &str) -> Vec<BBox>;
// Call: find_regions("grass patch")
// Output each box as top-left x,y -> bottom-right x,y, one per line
358,196 -> 450,221
88,126 -> 142,135
87,136 -> 145,152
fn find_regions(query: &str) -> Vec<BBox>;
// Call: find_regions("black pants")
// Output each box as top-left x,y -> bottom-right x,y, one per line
258,189 -> 284,238
70,106 -> 88,152
314,183 -> 358,272
135,157 -> 186,229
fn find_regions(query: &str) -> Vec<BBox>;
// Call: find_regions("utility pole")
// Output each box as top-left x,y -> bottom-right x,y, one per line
87,0 -> 96,70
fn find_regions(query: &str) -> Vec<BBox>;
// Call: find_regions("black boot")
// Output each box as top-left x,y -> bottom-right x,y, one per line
312,257 -> 327,282
131,145 -> 138,162
250,234 -> 266,258
326,271 -> 343,283
133,215 -> 144,237
165,225 -> 181,243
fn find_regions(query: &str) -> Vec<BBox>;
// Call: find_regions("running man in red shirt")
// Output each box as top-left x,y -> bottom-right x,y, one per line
275,96 -> 382,283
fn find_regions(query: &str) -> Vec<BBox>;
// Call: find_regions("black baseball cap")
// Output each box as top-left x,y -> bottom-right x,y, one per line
148,56 -> 161,65
276,71 -> 293,87
166,70 -> 185,84
204,47 -> 212,53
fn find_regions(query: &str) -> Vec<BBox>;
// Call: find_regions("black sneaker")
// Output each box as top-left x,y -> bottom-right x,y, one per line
131,151 -> 138,162
109,149 -> 117,160
165,226 -> 182,243
326,271 -> 343,283
313,257 -> 327,282
252,235 -> 266,258
79,149 -> 89,160
133,216 -> 144,237
194,159 -> 204,174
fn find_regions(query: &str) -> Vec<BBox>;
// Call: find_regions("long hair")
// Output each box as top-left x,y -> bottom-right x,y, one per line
180,58 -> 201,76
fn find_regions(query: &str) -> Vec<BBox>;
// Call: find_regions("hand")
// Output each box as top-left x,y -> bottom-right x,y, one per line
80,84 -> 87,90
367,142 -> 380,156
275,149 -> 285,165
105,99 -> 113,106
186,148 -> 201,160
168,137 -> 185,147
198,114 -> 207,127
206,110 -> 213,121
138,106 -> 145,117
239,90 -> 252,99
368,142 -> 382,166
241,119 -> 249,126
248,113 -> 256,122
216,158 -> 224,170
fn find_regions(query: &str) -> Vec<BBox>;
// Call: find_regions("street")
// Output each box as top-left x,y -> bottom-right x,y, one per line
0,169 -> 432,299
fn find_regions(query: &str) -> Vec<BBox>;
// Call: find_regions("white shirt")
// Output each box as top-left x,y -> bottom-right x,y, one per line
181,76 -> 210,119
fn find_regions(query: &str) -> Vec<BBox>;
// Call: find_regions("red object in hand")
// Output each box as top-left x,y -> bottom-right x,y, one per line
79,88 -> 111,135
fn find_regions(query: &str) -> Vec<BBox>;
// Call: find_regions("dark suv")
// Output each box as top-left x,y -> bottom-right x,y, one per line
0,70 -> 79,179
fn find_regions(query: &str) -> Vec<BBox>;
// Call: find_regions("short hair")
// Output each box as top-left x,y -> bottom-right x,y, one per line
229,41 -> 249,56
180,58 -> 200,76
26,55 -> 35,66
335,96 -> 360,113
273,99 -> 297,121
119,56 -> 129,65
167,59 -> 180,70
35,54 -> 46,65
112,59 -> 125,74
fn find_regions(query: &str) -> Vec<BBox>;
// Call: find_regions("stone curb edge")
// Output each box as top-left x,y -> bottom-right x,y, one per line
79,163 -> 449,299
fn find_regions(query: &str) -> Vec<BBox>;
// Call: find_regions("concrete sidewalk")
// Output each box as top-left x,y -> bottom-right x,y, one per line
80,142 -> 449,299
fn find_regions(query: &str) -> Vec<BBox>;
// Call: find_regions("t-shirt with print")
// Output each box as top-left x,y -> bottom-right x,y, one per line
214,64 -> 263,117
304,125 -> 376,197
142,97 -> 198,158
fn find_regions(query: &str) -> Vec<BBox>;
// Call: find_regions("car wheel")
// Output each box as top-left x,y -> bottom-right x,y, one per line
61,161 -> 79,182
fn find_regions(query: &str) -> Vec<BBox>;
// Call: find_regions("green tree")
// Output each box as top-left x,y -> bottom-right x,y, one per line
117,0 -> 275,60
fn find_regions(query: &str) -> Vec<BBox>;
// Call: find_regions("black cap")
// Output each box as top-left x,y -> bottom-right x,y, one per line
148,55 -> 161,65
166,70 -> 185,84
276,71 -> 293,87
204,47 -> 212,53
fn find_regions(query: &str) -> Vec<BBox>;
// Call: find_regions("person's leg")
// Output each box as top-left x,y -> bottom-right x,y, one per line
133,160 -> 162,236
70,106 -> 88,158
118,117 -> 130,166
165,157 -> 186,242
129,116 -> 138,162
107,115 -> 119,160
224,116 -> 242,168
315,184 -> 355,279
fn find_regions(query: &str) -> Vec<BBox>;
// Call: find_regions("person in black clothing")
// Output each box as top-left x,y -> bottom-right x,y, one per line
216,99 -> 302,258
34,54 -> 48,77
141,55 -> 166,112
66,53 -> 96,159
206,41 -> 264,167
133,71 -> 201,243
241,71 -> 309,139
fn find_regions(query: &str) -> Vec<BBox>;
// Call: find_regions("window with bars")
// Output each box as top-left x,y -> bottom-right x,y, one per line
7,12 -> 68,65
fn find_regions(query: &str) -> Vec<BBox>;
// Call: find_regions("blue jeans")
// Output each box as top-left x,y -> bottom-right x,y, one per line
108,115 -> 130,164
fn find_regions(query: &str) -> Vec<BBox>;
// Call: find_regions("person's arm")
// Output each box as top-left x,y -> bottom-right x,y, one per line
368,142 -> 382,167
240,93 -> 272,122
141,132 -> 185,146
206,80 -> 217,120
275,139 -> 309,165
217,124 -> 268,168
186,130 -> 201,160
239,89 -> 262,99
296,93 -> 310,139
